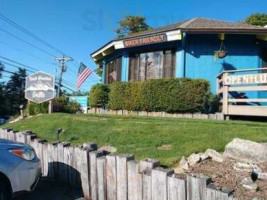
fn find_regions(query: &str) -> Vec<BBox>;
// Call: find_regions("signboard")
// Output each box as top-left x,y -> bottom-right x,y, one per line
25,71 -> 55,104
124,34 -> 166,48
224,73 -> 267,85
69,96 -> 88,107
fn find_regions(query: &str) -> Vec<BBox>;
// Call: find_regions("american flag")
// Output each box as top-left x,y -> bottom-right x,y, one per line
109,71 -> 117,81
76,63 -> 93,89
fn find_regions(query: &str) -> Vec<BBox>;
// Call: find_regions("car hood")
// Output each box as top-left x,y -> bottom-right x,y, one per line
0,139 -> 29,150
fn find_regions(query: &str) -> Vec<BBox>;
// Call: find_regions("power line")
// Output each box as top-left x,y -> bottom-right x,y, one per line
0,56 -> 39,72
0,28 -> 55,57
0,60 -> 35,73
0,13 -> 66,55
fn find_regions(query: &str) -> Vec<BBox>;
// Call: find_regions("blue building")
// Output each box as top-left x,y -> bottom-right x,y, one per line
91,18 -> 267,95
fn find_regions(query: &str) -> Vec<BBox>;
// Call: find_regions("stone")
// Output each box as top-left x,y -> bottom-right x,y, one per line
199,152 -> 209,161
187,153 -> 201,166
238,177 -> 258,191
257,172 -> 267,181
224,138 -> 267,163
98,145 -> 117,153
205,149 -> 224,163
234,162 -> 253,173
179,156 -> 189,170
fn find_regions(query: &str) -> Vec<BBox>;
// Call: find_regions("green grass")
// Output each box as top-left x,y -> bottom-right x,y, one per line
1,113 -> 267,167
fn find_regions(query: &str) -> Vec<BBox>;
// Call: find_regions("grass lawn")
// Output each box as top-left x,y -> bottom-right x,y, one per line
1,113 -> 267,167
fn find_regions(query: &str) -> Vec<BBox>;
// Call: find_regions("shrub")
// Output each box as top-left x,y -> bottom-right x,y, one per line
89,78 -> 212,113
108,78 -> 211,113
25,102 -> 49,115
53,96 -> 80,113
89,84 -> 110,108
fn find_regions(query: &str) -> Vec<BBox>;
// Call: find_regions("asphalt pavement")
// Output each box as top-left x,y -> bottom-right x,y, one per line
14,178 -> 85,200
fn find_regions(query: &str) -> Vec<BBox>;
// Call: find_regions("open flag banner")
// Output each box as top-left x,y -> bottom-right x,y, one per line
76,62 -> 93,89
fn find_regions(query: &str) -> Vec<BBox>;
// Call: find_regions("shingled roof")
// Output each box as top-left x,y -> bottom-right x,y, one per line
115,17 -> 267,41
91,17 -> 267,61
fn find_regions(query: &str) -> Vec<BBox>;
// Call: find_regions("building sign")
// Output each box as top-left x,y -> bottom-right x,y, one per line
25,71 -> 55,104
224,73 -> 267,85
124,34 -> 166,48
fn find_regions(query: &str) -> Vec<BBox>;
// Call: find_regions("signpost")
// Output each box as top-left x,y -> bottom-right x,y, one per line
25,72 -> 55,114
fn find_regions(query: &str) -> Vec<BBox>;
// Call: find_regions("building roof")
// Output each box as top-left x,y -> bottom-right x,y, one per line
91,17 -> 267,63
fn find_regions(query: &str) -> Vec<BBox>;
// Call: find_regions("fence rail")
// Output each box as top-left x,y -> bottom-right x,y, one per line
0,128 -> 236,200
217,68 -> 267,117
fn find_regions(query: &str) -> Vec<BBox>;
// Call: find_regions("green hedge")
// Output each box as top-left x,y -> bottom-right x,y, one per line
89,84 -> 110,108
90,78 -> 212,113
25,102 -> 49,115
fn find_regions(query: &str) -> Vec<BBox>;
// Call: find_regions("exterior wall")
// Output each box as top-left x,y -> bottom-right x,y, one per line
101,34 -> 266,98
184,34 -> 261,93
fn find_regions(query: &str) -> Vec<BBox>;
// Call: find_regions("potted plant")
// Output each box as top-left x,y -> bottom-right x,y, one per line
214,41 -> 227,61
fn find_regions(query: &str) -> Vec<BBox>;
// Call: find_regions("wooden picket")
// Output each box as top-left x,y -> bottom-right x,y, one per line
0,128 -> 238,200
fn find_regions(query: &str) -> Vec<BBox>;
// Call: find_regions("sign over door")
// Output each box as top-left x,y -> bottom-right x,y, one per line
25,71 -> 55,104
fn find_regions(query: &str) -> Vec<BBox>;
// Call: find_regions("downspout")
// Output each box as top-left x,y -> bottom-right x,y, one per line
101,60 -> 106,84
175,32 -> 187,78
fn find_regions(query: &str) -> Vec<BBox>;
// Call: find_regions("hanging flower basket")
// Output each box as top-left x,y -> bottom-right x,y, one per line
214,50 -> 227,59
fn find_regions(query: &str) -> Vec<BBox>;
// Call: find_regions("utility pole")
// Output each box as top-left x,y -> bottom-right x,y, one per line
54,56 -> 73,97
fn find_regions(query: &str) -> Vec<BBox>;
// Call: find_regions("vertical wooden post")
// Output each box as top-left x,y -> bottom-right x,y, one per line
90,151 -> 104,200
80,148 -> 91,200
97,156 -> 107,200
48,100 -> 53,114
168,174 -> 186,200
223,73 -> 229,115
140,158 -> 160,173
106,154 -> 117,200
151,167 -> 174,200
142,170 -> 152,200
127,160 -> 142,200
116,154 -> 134,200
187,174 -> 211,200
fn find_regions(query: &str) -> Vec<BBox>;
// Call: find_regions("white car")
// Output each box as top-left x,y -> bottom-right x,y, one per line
0,139 -> 41,200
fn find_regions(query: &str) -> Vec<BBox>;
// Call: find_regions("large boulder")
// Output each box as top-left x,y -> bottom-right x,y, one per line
224,138 -> 267,163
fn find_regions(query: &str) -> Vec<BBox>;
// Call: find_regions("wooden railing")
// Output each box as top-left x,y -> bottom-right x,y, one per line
217,68 -> 267,117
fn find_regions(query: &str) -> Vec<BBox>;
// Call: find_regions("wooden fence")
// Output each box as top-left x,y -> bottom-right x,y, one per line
88,108 -> 225,121
0,128 -> 236,200
217,68 -> 267,117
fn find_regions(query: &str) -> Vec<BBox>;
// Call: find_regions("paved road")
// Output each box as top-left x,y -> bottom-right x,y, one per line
14,178 -> 85,200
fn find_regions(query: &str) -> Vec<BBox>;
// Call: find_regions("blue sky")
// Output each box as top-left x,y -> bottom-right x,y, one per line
0,0 -> 266,92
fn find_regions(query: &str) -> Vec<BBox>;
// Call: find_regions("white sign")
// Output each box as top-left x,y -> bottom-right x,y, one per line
25,71 -> 55,104
224,73 -> 267,85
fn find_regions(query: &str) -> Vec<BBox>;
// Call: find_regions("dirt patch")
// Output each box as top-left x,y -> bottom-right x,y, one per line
157,144 -> 173,150
188,159 -> 267,200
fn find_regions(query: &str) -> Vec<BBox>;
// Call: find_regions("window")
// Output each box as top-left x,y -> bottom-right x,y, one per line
129,50 -> 175,81
105,57 -> 122,84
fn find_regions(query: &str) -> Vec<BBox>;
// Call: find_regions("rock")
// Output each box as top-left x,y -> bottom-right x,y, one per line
252,164 -> 262,173
82,143 -> 97,150
224,138 -> 267,163
239,177 -> 258,191
187,153 -> 201,166
234,162 -> 253,173
205,149 -> 224,163
199,153 -> 209,161
179,156 -> 189,170
257,172 -> 267,181
98,145 -> 117,153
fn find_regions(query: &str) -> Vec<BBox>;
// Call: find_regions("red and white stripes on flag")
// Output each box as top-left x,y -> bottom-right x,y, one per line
76,63 -> 93,89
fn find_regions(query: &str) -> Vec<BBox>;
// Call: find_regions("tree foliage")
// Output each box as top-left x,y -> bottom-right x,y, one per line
245,13 -> 267,27
115,16 -> 152,38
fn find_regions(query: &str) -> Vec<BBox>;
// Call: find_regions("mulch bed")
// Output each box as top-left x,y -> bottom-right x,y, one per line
188,159 -> 267,200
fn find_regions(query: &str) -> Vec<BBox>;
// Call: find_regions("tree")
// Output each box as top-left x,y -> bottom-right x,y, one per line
245,13 -> 267,27
5,68 -> 27,115
0,63 -> 6,116
115,16 -> 152,38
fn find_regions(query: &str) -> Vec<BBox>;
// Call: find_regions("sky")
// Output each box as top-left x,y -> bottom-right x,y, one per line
0,0 -> 266,93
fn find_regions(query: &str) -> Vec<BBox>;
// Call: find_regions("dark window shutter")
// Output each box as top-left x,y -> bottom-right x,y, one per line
116,57 -> 122,81
164,50 -> 173,78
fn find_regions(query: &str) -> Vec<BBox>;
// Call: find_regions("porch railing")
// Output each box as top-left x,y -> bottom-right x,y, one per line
217,68 -> 267,117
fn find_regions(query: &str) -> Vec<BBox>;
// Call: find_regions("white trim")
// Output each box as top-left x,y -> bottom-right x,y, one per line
166,30 -> 182,41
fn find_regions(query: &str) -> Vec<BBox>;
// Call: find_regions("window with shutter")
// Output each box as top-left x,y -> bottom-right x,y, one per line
129,50 -> 176,81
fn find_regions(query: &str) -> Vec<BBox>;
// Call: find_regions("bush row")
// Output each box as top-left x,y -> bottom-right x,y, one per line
89,78 -> 216,113
25,96 -> 81,115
